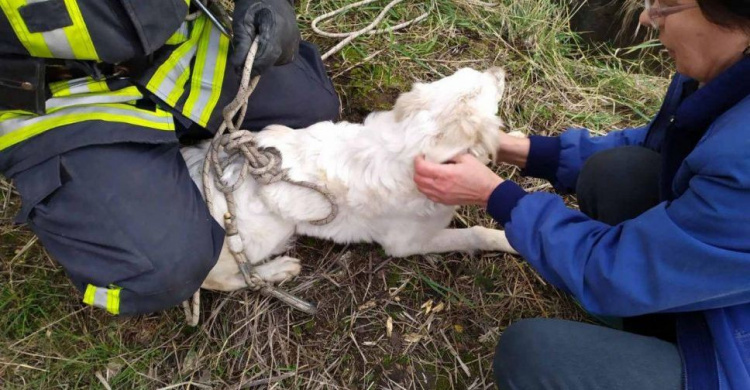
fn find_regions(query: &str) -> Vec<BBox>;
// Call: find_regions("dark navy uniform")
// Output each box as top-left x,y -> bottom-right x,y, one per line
0,0 -> 339,315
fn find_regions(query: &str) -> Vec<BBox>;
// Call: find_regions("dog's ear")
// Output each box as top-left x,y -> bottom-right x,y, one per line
393,83 -> 430,121
423,98 -> 503,164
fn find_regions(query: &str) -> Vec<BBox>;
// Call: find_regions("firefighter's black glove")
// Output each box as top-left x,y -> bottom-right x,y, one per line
232,0 -> 299,77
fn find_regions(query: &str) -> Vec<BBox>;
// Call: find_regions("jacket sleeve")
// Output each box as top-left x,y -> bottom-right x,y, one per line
0,0 -> 189,63
488,137 -> 750,317
523,126 -> 649,193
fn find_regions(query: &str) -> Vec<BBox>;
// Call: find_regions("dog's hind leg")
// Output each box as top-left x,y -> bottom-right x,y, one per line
382,227 -> 517,257
201,257 -> 301,291
253,256 -> 302,283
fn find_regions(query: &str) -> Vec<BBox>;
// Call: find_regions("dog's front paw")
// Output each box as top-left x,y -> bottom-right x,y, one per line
507,131 -> 527,139
254,256 -> 302,283
472,226 -> 518,254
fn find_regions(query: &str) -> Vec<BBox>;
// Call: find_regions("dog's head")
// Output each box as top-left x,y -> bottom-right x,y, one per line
394,67 -> 506,163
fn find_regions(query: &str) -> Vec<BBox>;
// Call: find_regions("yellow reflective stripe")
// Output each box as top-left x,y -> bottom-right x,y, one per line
0,104 -> 174,150
183,21 -> 211,125
0,0 -> 98,60
83,284 -> 96,306
146,17 -> 205,105
46,86 -> 142,111
203,33 -> 229,126
90,80 -> 110,94
49,81 -> 72,97
166,66 -> 191,106
82,285 -> 121,315
0,110 -> 33,120
166,22 -> 190,45
184,20 -> 229,126
60,0 -> 98,60
49,77 -> 112,98
0,0 -> 53,57
106,286 -> 121,315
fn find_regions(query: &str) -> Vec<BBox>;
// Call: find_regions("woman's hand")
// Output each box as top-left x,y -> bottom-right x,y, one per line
414,154 -> 504,207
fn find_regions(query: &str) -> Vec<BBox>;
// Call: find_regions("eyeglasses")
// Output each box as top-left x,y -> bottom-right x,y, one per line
644,0 -> 699,29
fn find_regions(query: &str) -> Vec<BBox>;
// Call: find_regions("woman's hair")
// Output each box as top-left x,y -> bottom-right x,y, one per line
697,0 -> 750,31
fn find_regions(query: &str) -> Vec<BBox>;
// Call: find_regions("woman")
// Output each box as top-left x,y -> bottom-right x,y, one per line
414,1 -> 750,389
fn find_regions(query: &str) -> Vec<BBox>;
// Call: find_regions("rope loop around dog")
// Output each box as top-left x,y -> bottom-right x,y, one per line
182,38 -> 336,326
181,0 -> 434,326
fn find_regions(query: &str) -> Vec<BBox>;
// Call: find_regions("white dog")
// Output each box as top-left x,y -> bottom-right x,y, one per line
180,67 -> 517,292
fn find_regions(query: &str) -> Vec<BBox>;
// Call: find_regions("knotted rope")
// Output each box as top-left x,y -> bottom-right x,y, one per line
182,0 -> 432,326
182,39 -> 337,326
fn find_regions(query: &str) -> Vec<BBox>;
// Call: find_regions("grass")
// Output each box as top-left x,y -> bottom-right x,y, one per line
0,0 -> 671,388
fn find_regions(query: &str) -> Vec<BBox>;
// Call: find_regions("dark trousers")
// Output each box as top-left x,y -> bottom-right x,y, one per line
12,42 -> 339,315
493,146 -> 683,389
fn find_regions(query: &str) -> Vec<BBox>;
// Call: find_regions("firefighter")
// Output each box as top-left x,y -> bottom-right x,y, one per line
0,0 -> 339,315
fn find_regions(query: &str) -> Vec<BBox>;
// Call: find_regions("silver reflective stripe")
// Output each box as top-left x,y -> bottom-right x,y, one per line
42,28 -> 75,58
66,79 -> 93,95
46,90 -> 142,110
0,105 -> 172,136
186,23 -> 221,121
93,287 -> 108,310
175,22 -> 189,39
26,0 -> 75,58
152,45 -> 198,101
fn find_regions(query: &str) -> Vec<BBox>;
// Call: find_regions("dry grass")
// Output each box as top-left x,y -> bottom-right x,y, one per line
0,0 -> 670,388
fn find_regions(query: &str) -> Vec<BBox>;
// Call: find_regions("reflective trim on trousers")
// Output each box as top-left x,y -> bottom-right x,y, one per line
83,284 -> 121,315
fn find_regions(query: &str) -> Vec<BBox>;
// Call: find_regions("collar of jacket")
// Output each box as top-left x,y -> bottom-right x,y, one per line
675,55 -> 750,133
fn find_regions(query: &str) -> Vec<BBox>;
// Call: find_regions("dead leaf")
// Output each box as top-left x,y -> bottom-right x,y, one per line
106,361 -> 123,380
358,300 -> 377,311
404,333 -> 423,343
421,299 -> 434,315
386,316 -> 393,338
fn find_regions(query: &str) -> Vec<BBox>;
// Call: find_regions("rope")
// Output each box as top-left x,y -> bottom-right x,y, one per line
181,0 -> 432,325
183,39 -> 335,326
312,0 -> 431,60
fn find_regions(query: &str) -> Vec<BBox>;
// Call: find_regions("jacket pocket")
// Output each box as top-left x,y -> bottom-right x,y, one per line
117,0 -> 188,55
18,0 -> 73,33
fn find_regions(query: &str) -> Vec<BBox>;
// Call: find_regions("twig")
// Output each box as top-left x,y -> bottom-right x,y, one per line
10,236 -> 38,263
332,49 -> 385,80
156,382 -> 212,390
239,371 -> 297,388
440,330 -> 471,378
10,307 -> 86,348
95,372 -> 112,390
0,360 -> 47,372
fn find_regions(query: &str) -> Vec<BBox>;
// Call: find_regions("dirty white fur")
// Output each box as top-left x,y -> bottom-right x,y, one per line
180,67 -> 517,292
